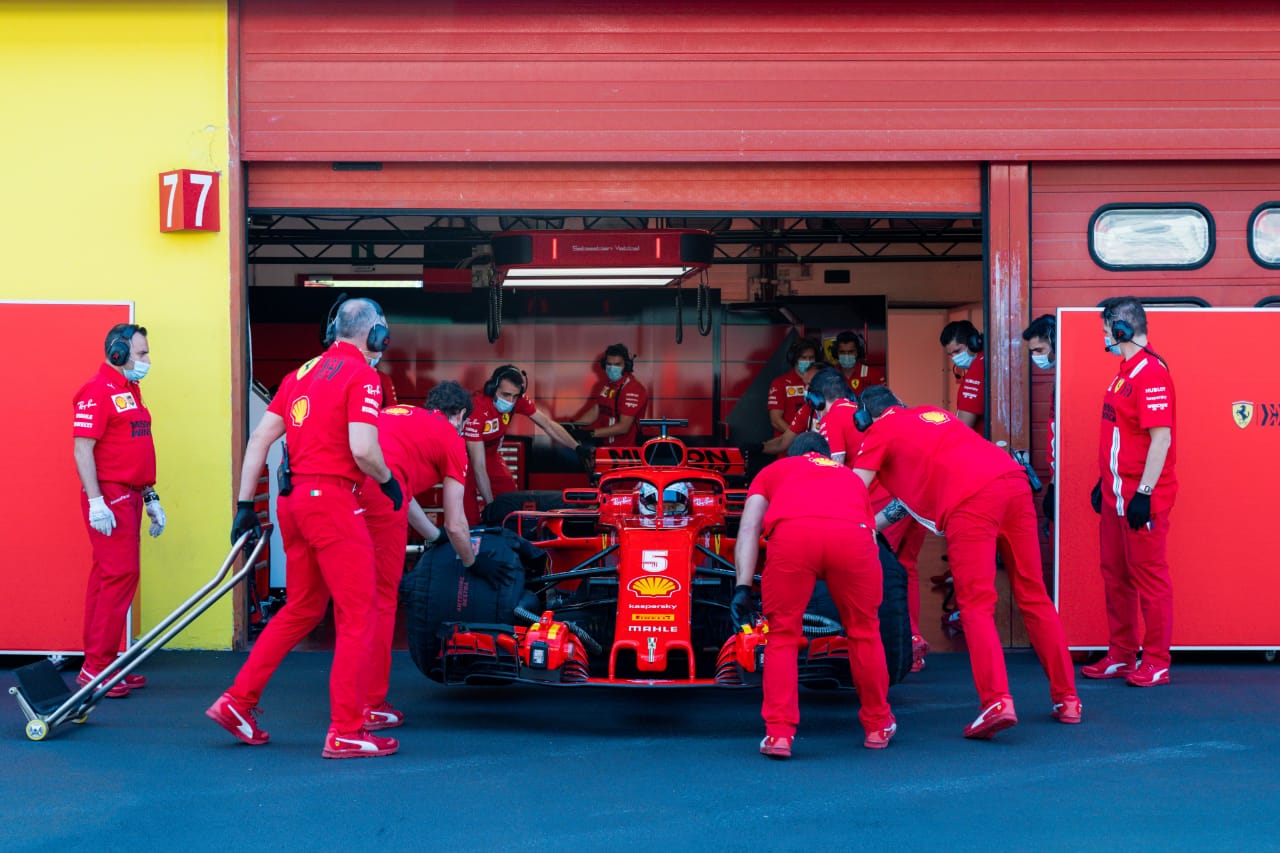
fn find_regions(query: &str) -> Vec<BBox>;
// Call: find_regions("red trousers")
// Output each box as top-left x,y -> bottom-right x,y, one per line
1099,506 -> 1173,667
761,520 -> 892,738
355,480 -> 408,708
230,477 -> 376,733
944,472 -> 1076,705
883,517 -> 927,636
81,483 -> 143,673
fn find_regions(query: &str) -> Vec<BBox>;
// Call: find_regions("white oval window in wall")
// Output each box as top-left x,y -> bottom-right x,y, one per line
1248,205 -> 1280,268
1089,205 -> 1214,270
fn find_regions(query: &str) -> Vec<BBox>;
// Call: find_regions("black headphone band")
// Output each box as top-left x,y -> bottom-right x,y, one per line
486,365 -> 527,397
106,324 -> 143,366
600,346 -> 634,374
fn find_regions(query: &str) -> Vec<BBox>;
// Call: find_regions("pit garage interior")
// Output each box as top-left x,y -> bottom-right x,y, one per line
241,162 -> 997,653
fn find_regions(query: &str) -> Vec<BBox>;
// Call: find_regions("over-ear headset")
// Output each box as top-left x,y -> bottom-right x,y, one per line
966,329 -> 985,353
105,324 -> 145,367
484,364 -> 527,398
854,404 -> 873,433
1111,319 -> 1134,343
322,293 -> 391,353
600,345 -> 635,374
804,389 -> 826,412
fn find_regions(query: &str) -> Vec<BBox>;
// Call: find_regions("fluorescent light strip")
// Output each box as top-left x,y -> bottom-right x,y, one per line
502,277 -> 677,288
504,266 -> 694,278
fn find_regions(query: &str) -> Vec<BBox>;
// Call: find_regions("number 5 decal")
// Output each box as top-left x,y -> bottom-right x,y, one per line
641,549 -> 669,573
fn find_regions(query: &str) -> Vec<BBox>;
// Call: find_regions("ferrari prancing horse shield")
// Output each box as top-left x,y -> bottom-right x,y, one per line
1232,401 -> 1254,429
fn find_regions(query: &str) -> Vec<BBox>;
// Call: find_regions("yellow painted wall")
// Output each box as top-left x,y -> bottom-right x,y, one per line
0,1 -> 235,647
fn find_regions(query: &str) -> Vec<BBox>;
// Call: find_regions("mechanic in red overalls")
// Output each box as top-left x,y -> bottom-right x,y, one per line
1085,297 -> 1177,687
853,385 -> 1081,739
766,336 -> 821,440
941,320 -> 986,432
210,297 -> 404,759
831,330 -> 886,394
575,343 -> 648,447
735,431 -> 896,758
761,362 -> 823,456
806,368 -> 929,670
355,381 -> 476,730
72,324 -> 166,697
463,364 -> 583,525
1022,314 -> 1058,526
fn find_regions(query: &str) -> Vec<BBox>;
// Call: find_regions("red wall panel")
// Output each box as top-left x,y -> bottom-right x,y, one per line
1028,160 -> 1280,497
240,0 -> 1280,164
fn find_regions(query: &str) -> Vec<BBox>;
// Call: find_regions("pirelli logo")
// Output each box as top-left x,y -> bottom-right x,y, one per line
631,613 -> 676,623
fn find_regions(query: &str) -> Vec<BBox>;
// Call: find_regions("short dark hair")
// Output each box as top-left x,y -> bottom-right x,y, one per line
940,320 -> 981,349
1022,314 -> 1056,347
809,367 -> 851,403
426,380 -> 473,419
788,431 -> 832,458
859,385 -> 903,419
834,330 -> 866,360
602,343 -> 633,372
1100,296 -> 1148,337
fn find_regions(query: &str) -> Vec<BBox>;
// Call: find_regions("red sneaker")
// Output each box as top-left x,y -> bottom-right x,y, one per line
78,666 -> 143,694
1082,654 -> 1136,680
322,727 -> 399,759
77,668 -> 130,698
364,701 -> 404,731
864,722 -> 897,750
1125,661 -> 1170,687
963,696 -> 1018,740
1052,694 -> 1083,724
759,735 -> 793,759
205,692 -> 269,745
910,634 -> 930,672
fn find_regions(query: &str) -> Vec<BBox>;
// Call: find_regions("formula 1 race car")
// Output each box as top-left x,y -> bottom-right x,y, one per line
400,420 -> 911,688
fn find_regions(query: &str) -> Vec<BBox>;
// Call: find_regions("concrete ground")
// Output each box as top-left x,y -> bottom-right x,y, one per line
2,650 -> 1277,852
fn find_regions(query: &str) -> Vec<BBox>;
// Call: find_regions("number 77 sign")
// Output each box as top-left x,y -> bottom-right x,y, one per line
158,169 -> 220,232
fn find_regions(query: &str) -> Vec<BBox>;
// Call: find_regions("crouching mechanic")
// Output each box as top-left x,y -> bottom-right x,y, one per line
211,296 -> 405,759
354,380 -> 482,732
852,386 -> 1081,739
733,432 -> 897,758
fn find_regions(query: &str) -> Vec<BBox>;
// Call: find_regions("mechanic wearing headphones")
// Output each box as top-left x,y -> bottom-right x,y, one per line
853,385 -> 1081,739
1022,314 -> 1058,526
734,432 -> 897,758
71,323 -> 165,697
832,330 -> 886,394
1086,297 -> 1177,687
464,364 -> 583,525
213,296 -> 404,759
767,335 -> 821,439
575,343 -> 648,447
808,366 -> 929,672
940,320 -> 986,431
355,380 -> 482,733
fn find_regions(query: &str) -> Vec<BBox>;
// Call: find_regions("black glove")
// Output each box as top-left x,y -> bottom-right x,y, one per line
1042,483 -> 1055,519
379,475 -> 404,511
1090,479 -> 1103,515
730,584 -> 755,629
464,554 -> 518,592
231,500 -> 262,547
1125,491 -> 1152,531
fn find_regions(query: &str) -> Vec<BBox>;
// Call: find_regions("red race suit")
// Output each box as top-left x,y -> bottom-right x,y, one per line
1096,347 -> 1177,668
855,406 -> 1077,707
229,341 -> 383,735
72,363 -> 156,673
748,453 -> 893,740
356,406 -> 468,708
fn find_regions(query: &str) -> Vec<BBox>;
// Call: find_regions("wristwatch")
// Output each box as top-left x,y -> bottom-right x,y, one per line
1137,484 -> 1154,495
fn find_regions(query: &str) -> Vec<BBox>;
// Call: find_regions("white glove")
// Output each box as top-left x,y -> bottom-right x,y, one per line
88,496 -> 117,537
145,498 -> 166,538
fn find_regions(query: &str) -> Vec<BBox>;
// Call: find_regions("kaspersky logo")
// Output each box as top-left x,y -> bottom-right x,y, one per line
627,576 -> 681,598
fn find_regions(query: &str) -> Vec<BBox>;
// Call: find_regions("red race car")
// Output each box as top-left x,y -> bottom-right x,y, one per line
400,420 -> 912,688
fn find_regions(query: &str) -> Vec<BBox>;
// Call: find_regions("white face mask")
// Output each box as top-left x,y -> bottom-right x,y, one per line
124,360 -> 151,382
604,365 -> 624,382
838,354 -> 858,370
494,397 -> 515,415
950,351 -> 975,370
1031,353 -> 1054,370
1105,336 -> 1123,356
796,359 -> 814,374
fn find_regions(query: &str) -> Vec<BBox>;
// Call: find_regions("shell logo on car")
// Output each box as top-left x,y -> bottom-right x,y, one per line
627,576 -> 681,598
